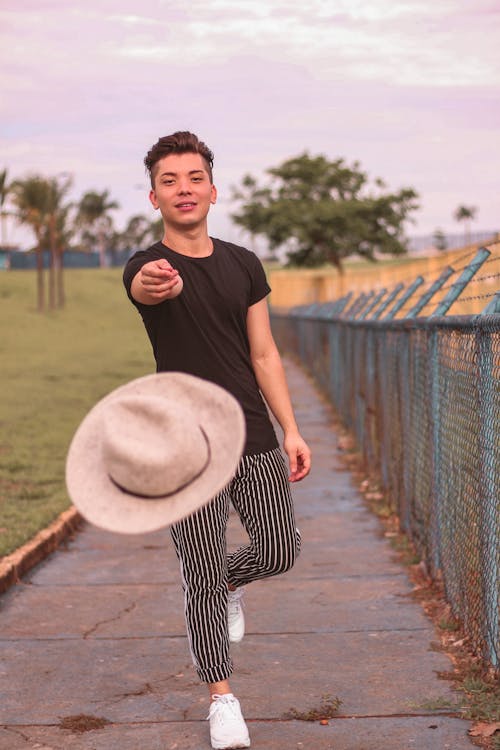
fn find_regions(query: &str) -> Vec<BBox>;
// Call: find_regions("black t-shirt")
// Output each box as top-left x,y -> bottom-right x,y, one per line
123,238 -> 278,455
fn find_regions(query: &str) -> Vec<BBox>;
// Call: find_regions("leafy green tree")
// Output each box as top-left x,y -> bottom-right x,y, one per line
76,189 -> 119,267
114,215 -> 164,256
147,216 -> 164,244
231,153 -> 419,271
453,205 -> 477,247
88,214 -> 161,265
119,214 -> 155,251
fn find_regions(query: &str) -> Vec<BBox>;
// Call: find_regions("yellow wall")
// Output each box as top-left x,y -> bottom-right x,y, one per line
268,237 -> 500,316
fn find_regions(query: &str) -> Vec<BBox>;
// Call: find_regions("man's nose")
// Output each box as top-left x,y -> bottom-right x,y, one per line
178,179 -> 191,194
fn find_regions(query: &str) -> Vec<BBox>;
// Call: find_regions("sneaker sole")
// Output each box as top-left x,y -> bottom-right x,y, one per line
228,630 -> 245,644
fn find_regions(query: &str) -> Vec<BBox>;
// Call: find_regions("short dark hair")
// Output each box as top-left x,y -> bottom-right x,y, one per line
144,131 -> 214,187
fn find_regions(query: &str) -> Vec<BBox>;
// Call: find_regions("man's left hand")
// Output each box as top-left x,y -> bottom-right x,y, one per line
283,433 -> 311,483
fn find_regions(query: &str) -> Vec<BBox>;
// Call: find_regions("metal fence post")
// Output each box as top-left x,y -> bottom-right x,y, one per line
481,290 -> 500,315
406,266 -> 455,319
342,292 -> 367,319
429,328 -> 442,574
383,276 -> 424,320
431,247 -> 491,317
334,292 -> 353,316
477,327 -> 499,666
399,333 -> 412,532
351,291 -> 376,319
372,283 -> 404,320
359,288 -> 387,320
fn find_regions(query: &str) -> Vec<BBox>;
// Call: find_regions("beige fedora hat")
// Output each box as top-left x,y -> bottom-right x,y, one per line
66,372 -> 245,534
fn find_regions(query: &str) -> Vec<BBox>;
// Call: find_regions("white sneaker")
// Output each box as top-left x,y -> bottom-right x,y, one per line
227,587 -> 245,643
208,693 -> 251,749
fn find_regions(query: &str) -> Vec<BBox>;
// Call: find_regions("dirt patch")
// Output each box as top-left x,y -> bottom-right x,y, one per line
58,714 -> 111,733
283,694 -> 342,722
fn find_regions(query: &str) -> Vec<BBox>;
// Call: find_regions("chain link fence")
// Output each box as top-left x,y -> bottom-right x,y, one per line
271,248 -> 500,668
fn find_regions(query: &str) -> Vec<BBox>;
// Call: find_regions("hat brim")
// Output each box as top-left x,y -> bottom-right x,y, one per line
66,372 -> 246,534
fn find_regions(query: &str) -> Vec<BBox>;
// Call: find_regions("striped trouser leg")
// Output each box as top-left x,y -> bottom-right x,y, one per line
169,489 -> 233,684
169,447 -> 300,683
227,447 -> 301,588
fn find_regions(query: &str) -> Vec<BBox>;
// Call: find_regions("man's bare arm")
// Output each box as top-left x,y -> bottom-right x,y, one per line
247,298 -> 311,482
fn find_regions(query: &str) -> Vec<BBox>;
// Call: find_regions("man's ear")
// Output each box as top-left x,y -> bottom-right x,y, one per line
149,189 -> 159,210
210,184 -> 217,205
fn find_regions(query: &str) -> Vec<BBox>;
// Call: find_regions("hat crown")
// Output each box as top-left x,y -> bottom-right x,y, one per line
102,394 -> 209,498
65,371 -> 246,534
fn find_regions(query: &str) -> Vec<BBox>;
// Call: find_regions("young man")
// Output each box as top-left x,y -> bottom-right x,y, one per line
123,131 -> 311,749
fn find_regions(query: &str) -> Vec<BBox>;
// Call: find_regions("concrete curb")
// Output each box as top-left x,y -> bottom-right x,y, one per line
0,507 -> 83,595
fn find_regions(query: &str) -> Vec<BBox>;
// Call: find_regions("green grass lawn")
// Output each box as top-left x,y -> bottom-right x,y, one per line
0,268 -> 154,557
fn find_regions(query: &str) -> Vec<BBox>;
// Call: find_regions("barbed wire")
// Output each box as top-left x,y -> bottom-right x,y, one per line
374,248 -> 475,289
363,273 -> 500,318
451,289 -> 500,304
468,272 -> 500,285
453,253 -> 500,274
430,270 -> 500,297
327,242 -> 500,319
361,248 -> 500,316
364,250 -> 495,298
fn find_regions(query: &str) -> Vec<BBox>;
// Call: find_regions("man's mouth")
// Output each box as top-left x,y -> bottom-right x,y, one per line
176,202 -> 196,210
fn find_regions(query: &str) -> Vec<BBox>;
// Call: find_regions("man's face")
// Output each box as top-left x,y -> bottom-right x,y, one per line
149,152 -> 217,229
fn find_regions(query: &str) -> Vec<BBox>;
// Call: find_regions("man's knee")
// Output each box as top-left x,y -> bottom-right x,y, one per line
260,529 -> 301,577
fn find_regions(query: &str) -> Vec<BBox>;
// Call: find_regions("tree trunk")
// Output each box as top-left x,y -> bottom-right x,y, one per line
324,246 -> 344,275
48,254 -> 56,309
35,245 -> 45,312
98,232 -> 107,268
56,249 -> 65,308
48,215 -> 57,309
0,211 -> 7,247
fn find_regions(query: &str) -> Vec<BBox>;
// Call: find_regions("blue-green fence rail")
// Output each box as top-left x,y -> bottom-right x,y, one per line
271,247 -> 500,668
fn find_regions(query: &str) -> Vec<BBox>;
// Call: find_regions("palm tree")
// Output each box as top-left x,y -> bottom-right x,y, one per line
54,204 -> 74,307
10,174 -> 73,310
0,168 -> 10,247
432,228 -> 447,252
44,174 -> 73,308
11,176 -> 51,311
454,205 -> 478,247
76,189 -> 119,267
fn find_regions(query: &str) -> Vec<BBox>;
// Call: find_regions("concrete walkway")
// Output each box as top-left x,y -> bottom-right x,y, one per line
0,359 -> 473,749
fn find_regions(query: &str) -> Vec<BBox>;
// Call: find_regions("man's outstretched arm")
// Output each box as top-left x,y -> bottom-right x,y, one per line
131,258 -> 183,305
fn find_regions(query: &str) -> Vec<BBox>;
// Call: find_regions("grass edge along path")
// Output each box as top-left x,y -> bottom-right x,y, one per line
0,506 -> 82,594
0,268 -> 153,558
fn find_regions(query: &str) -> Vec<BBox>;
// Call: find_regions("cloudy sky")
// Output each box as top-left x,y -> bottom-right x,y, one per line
1,0 -> 499,248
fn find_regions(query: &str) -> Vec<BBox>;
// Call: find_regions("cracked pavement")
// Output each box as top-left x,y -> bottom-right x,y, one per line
0,359 -> 474,749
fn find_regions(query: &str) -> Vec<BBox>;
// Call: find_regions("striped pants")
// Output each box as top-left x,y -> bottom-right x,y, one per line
170,447 -> 301,683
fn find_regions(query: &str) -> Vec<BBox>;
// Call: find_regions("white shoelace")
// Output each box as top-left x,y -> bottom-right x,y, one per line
228,587 -> 244,614
208,693 -> 238,719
